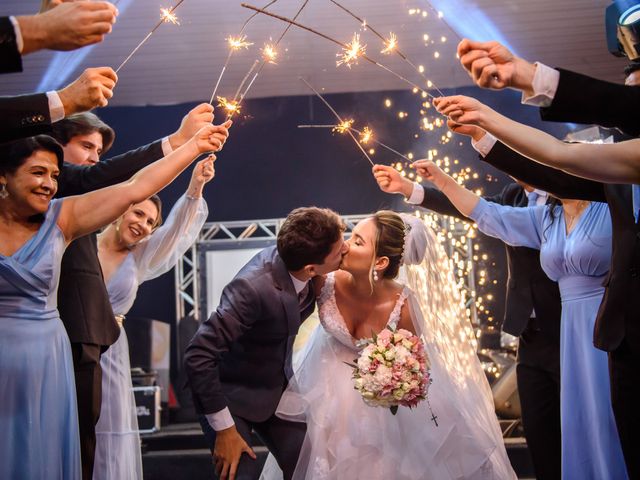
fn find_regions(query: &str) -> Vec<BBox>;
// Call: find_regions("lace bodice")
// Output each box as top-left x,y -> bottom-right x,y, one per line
317,272 -> 409,350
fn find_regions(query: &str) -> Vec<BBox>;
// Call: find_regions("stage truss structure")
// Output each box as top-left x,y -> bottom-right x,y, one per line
175,213 -> 479,325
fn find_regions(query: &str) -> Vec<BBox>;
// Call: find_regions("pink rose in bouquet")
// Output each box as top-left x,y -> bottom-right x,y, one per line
348,326 -> 431,414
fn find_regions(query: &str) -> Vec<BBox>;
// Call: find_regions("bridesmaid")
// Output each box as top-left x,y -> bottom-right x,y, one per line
94,156 -> 214,480
413,159 -> 628,479
0,123 -> 228,479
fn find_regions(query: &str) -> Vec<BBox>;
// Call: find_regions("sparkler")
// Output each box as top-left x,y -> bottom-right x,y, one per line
209,0 -> 279,104
115,0 -> 186,74
299,77 -> 373,166
223,0 -> 311,118
240,3 -> 434,99
227,35 -> 253,50
328,0 -> 445,96
336,33 -> 366,68
298,124 -> 411,162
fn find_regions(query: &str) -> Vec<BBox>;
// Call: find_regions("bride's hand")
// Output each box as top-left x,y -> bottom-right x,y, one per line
411,159 -> 451,191
433,95 -> 488,127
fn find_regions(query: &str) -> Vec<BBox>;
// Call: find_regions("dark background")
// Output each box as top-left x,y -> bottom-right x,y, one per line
100,85 -> 572,330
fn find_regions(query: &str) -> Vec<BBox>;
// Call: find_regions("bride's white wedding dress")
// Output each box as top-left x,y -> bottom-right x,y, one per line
262,216 -> 516,480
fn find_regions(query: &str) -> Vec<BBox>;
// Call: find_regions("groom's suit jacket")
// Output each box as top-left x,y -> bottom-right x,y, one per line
184,245 -> 316,423
418,183 -> 561,339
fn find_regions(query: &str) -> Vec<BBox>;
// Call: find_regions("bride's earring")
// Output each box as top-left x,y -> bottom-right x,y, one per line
0,183 -> 8,199
373,270 -> 379,282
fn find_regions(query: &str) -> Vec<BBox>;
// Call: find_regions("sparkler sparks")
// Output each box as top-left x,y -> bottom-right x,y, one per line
359,126 -> 373,144
216,96 -> 241,116
381,32 -> 398,55
227,35 -> 253,50
261,43 -> 278,64
160,7 -> 180,25
336,33 -> 366,68
333,119 -> 354,133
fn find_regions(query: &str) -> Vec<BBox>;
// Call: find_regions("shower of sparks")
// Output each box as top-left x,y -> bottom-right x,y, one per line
216,96 -> 241,116
333,119 -> 354,133
336,33 -> 366,68
261,43 -> 278,63
381,32 -> 398,55
115,0 -> 186,74
160,7 -> 180,24
227,35 -> 253,50
359,126 -> 373,144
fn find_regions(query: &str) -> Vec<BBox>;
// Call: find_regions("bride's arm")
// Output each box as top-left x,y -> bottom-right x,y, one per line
397,302 -> 416,335
435,95 -> 640,184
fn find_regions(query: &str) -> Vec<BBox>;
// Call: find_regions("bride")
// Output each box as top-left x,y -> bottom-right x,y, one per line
262,210 -> 516,479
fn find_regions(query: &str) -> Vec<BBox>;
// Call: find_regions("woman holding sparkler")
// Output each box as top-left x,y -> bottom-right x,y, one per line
93,156 -> 215,480
0,123 -> 227,479
262,211 -> 516,479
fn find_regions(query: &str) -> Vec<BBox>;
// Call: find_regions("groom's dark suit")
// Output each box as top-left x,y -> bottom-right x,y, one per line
185,245 -> 314,479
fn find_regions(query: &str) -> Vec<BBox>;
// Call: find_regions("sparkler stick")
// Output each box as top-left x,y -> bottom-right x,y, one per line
115,0 -> 186,74
299,77 -> 374,166
298,124 -> 411,162
328,0 -> 445,97
241,3 -> 435,99
209,0 -> 280,104
225,0 -> 311,118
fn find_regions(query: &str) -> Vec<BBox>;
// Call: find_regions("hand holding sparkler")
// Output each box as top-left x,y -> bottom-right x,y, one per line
18,1 -> 118,54
168,103 -> 216,150
186,121 -> 233,157
445,120 -> 486,142
372,164 -> 415,198
57,67 -> 118,114
411,159 -> 450,192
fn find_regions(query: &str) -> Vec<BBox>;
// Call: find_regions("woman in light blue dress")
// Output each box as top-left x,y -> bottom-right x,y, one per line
93,158 -> 213,480
414,160 -> 628,479
0,126 -> 227,479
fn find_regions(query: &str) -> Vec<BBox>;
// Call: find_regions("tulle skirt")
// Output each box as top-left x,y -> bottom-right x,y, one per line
262,325 -> 516,480
94,328 -> 143,480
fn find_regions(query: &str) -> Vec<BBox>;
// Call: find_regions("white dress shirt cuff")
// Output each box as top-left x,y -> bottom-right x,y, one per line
161,137 -> 173,156
471,133 -> 497,157
406,182 -> 425,205
205,408 -> 235,431
521,62 -> 560,107
46,91 -> 65,122
9,16 -> 23,53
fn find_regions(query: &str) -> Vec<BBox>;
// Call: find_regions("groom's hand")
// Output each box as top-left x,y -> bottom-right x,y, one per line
213,425 -> 256,480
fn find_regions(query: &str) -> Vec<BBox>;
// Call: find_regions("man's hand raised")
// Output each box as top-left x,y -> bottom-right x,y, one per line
57,67 -> 118,115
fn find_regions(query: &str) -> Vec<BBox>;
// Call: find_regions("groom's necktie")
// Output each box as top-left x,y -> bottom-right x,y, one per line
298,281 -> 312,311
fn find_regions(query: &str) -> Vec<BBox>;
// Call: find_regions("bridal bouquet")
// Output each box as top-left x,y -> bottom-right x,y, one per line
349,327 -> 430,414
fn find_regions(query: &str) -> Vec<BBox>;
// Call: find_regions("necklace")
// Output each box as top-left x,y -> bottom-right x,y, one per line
564,201 -> 589,232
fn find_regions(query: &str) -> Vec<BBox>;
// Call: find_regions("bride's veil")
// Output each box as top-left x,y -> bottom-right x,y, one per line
400,213 -> 514,477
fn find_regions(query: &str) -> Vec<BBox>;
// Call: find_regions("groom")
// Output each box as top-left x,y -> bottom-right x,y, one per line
184,207 -> 347,480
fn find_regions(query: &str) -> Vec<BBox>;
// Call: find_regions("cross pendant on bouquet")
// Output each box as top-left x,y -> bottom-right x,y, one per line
430,413 -> 439,427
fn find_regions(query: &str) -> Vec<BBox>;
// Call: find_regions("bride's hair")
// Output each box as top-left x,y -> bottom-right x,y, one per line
370,210 -> 406,283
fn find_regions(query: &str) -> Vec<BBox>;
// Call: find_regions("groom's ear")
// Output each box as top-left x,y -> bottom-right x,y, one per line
303,264 -> 317,277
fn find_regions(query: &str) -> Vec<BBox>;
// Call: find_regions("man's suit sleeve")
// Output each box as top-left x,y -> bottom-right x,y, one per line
482,141 -> 607,202
419,185 -> 509,221
184,277 -> 262,415
0,17 -> 22,74
0,93 -> 52,143
540,68 -> 640,137
56,140 -> 164,197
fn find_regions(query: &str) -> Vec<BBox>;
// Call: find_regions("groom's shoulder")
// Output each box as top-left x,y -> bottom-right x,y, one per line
233,245 -> 279,282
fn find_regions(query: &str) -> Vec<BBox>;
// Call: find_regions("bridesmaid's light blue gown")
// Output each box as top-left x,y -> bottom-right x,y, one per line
470,199 -> 627,479
93,194 -> 207,480
0,199 -> 81,479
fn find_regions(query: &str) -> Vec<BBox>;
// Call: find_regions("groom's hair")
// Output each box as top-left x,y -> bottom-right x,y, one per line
278,207 -> 345,271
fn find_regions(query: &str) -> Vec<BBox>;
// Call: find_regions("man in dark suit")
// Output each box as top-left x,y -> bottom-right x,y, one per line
1,2 -> 116,74
184,207 -> 348,480
457,40 -> 640,477
373,146 -> 562,479
52,104 -> 220,479
1,67 -> 117,144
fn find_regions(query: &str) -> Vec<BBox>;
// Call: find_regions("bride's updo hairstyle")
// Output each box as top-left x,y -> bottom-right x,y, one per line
371,210 -> 406,281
